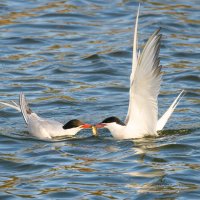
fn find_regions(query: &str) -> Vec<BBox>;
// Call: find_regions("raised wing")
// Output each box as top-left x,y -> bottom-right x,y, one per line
125,5 -> 140,124
19,92 -> 33,124
126,11 -> 162,135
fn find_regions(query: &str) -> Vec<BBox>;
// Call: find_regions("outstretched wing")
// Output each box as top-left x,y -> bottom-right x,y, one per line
125,5 -> 140,124
0,101 -> 21,112
125,10 -> 162,135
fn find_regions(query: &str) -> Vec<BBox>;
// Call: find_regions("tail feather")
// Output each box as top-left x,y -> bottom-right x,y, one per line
0,101 -> 21,112
19,92 -> 32,124
156,90 -> 185,131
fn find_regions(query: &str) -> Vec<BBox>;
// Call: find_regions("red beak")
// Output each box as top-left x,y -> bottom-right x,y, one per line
95,123 -> 106,128
81,124 -> 92,129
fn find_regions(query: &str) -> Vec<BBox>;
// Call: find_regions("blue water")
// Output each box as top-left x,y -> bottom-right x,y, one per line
0,0 -> 199,199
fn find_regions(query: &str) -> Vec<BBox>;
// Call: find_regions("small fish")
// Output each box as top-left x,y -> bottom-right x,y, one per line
92,125 -> 98,136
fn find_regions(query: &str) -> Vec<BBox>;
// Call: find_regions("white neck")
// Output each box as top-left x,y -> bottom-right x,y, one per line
105,123 -> 126,139
65,127 -> 82,136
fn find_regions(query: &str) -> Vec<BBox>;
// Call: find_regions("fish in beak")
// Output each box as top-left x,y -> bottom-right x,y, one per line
92,125 -> 98,136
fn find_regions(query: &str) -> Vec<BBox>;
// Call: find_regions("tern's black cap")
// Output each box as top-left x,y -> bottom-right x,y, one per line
63,119 -> 84,130
102,116 -> 125,126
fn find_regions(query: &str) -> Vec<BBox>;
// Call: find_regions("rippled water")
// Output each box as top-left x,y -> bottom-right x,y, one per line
0,0 -> 199,199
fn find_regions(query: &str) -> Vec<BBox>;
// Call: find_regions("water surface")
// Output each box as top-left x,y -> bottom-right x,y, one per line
0,0 -> 199,199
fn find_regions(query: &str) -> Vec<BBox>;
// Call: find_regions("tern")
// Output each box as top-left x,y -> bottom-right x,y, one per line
0,92 -> 92,139
95,6 -> 184,139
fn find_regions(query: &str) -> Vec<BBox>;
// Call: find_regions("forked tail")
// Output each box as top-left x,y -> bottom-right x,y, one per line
156,90 -> 185,131
19,92 -> 32,124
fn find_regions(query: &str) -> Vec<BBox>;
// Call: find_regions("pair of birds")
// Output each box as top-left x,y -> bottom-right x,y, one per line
0,7 -> 184,140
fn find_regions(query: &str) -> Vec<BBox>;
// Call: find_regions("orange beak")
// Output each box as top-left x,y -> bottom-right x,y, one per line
81,124 -> 92,129
95,123 -> 106,128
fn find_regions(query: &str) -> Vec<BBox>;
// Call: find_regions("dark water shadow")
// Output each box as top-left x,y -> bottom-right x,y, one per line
158,128 -> 193,137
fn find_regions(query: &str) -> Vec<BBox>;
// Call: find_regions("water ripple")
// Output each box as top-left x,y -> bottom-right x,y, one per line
0,0 -> 199,199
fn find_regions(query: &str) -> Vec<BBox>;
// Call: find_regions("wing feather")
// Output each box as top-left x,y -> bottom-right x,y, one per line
0,101 -> 21,112
126,20 -> 162,135
125,5 -> 140,123
19,92 -> 33,124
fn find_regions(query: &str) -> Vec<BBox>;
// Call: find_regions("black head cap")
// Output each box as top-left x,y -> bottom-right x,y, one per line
102,116 -> 125,126
63,119 -> 84,130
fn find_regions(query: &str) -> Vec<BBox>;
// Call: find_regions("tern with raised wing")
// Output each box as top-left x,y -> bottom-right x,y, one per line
95,6 -> 184,139
0,92 -> 92,140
